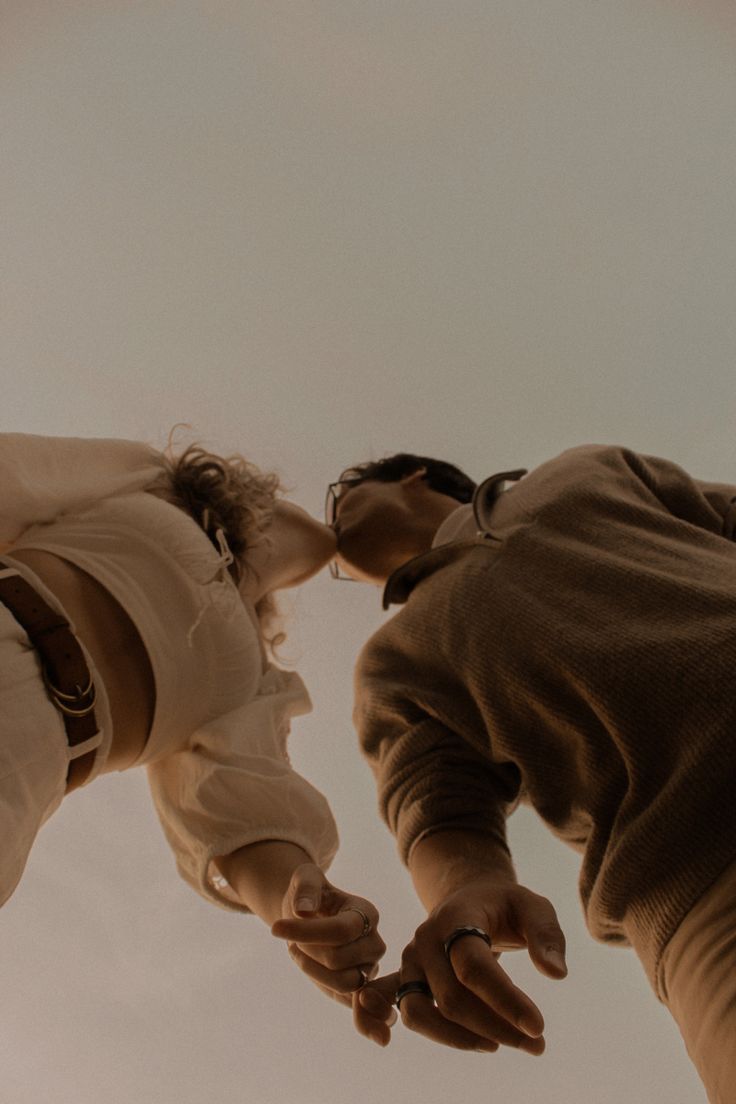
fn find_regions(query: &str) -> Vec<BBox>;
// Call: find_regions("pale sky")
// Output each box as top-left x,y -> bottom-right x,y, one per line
1,2 -> 735,1102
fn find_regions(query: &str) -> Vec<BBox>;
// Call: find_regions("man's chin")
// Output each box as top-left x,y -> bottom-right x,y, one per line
333,547 -> 387,585
335,559 -> 385,585
335,528 -> 397,585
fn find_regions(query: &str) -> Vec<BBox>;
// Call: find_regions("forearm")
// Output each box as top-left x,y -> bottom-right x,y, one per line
214,840 -> 313,926
408,830 -> 517,913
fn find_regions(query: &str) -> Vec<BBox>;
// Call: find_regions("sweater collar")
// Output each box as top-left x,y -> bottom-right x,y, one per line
381,467 -> 527,609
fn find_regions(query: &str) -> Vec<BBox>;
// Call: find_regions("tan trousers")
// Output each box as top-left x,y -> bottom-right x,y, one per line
655,859 -> 736,1104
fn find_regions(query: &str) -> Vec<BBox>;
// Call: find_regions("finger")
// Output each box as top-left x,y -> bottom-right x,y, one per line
364,960 -> 381,982
312,980 -> 353,1009
446,938 -> 546,1040
287,863 -> 326,916
399,990 -> 501,1053
287,933 -> 386,972
511,895 -> 568,980
427,976 -> 545,1053
391,951 -> 501,1053
287,941 -> 370,995
353,990 -> 393,1047
339,900 -> 377,933
358,974 -> 400,1024
409,940 -> 544,1053
272,911 -> 368,945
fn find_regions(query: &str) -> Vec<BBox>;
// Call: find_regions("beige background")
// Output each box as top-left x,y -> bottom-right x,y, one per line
2,2 -> 735,1101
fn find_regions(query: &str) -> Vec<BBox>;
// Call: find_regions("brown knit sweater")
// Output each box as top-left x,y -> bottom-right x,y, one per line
354,445 -> 736,985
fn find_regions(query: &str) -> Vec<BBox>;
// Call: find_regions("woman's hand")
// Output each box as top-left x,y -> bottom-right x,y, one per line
271,863 -> 387,1013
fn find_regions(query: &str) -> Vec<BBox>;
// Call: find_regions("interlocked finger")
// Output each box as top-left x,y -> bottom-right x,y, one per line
288,941 -> 374,994
395,980 -> 432,1009
293,931 -> 385,972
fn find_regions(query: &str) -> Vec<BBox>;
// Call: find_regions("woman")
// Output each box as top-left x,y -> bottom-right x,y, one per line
0,430 -> 388,1037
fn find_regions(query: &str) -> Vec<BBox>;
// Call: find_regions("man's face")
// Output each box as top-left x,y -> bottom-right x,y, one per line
330,471 -> 456,584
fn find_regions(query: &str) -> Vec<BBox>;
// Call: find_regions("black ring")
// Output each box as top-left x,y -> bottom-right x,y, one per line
443,926 -> 492,960
395,981 -> 434,1009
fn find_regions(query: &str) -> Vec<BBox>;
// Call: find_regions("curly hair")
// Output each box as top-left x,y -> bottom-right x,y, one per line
149,438 -> 286,654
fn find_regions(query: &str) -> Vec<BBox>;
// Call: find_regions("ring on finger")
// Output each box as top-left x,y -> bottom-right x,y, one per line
355,969 -> 368,990
443,926 -> 492,960
395,980 -> 434,1010
342,905 -> 372,938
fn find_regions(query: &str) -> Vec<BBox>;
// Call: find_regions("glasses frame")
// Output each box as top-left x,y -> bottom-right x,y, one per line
324,475 -> 365,580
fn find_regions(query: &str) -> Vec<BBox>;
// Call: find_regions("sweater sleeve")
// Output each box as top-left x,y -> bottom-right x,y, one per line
354,642 -> 518,867
0,432 -> 165,548
608,447 -> 736,540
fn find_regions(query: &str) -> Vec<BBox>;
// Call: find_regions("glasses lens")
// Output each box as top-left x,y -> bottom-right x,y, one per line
325,477 -> 364,580
326,477 -> 359,525
325,484 -> 336,526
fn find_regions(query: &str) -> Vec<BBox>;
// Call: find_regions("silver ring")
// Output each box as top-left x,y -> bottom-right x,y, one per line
343,905 -> 371,938
395,980 -> 434,1010
443,926 -> 492,960
352,969 -> 369,991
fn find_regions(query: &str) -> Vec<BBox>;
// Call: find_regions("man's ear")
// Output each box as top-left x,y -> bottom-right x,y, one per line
399,468 -> 428,487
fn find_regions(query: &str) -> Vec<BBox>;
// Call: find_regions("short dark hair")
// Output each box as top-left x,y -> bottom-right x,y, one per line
339,452 -> 476,504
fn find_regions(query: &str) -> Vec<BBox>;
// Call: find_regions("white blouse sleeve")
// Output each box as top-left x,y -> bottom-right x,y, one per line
145,668 -> 339,912
0,432 -> 165,547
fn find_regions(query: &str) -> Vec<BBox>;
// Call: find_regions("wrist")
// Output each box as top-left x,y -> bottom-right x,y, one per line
409,830 -> 516,913
215,840 -> 313,926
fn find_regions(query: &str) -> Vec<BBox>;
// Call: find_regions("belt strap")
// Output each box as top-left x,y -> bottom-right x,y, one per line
0,568 -> 100,792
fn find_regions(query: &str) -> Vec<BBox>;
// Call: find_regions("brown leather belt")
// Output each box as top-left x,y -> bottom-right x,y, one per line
0,567 -> 100,792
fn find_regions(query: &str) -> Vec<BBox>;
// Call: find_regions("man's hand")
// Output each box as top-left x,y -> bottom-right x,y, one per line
354,876 -> 567,1051
271,863 -> 387,1016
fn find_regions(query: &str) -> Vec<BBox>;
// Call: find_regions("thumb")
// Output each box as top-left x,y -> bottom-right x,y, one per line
289,863 -> 327,916
515,893 -> 568,979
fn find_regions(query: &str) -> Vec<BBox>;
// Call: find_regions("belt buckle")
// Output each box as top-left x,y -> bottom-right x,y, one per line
42,668 -> 97,718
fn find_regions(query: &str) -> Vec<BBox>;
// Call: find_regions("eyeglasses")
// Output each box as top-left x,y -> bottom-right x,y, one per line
324,475 -> 364,580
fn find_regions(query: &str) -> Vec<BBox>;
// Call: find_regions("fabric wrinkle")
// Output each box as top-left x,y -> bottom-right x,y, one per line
185,530 -> 238,648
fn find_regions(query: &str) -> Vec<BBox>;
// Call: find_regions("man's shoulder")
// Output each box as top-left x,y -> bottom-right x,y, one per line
505,444 -> 643,511
525,443 -> 633,481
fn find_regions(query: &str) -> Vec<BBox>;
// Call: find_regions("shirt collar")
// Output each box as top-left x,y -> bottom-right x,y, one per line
381,467 -> 527,609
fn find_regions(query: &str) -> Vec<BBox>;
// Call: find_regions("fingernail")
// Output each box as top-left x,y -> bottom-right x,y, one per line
295,896 -> 316,912
544,949 -> 568,975
518,1013 -> 544,1038
521,1042 -> 545,1057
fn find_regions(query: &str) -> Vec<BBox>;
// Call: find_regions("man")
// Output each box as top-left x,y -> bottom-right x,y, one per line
332,445 -> 736,1100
